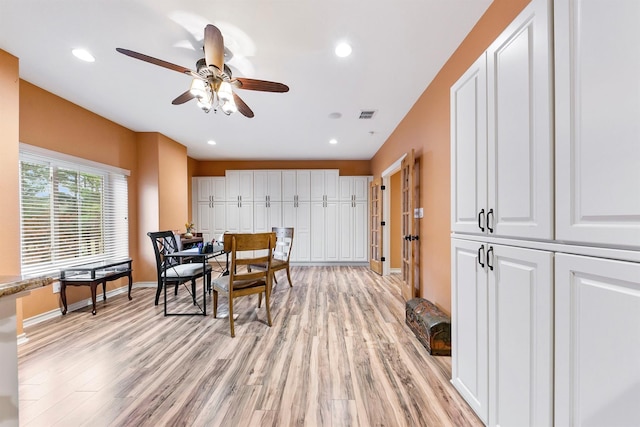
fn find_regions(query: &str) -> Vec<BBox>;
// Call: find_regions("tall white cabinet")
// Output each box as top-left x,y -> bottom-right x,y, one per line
282,170 -> 312,262
310,170 -> 340,262
193,177 -> 226,242
339,176 -> 370,262
450,0 -> 640,426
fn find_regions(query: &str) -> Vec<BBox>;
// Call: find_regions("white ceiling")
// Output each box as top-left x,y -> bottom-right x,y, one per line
0,0 -> 492,161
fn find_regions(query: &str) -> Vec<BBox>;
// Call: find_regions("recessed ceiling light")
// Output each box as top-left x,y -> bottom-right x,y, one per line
335,42 -> 352,58
71,48 -> 95,62
207,140 -> 216,145
329,138 -> 338,145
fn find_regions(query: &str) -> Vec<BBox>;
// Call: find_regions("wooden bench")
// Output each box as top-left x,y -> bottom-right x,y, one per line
60,258 -> 132,315
405,298 -> 451,356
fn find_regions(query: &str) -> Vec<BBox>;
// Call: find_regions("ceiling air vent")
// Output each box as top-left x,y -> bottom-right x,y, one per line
359,110 -> 377,119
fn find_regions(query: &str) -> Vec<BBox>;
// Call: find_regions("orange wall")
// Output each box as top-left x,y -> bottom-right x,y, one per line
370,0 -> 531,314
17,81 -> 141,318
0,50 -> 21,276
193,160 -> 371,177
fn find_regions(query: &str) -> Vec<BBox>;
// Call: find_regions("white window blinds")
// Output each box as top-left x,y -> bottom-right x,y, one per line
19,147 -> 129,277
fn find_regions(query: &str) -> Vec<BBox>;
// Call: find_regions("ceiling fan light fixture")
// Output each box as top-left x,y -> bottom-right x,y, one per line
190,78 -> 207,98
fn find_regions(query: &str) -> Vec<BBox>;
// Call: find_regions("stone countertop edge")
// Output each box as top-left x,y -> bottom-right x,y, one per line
0,275 -> 54,299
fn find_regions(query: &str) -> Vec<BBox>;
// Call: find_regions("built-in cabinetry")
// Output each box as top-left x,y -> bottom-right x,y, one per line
193,170 -> 370,264
339,176 -> 370,262
451,0 -> 552,240
450,0 -> 640,425
310,170 -> 340,262
194,177 -> 226,242
282,170 -> 312,262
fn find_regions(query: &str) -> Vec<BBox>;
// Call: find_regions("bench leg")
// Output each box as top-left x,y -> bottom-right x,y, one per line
61,282 -> 68,315
90,283 -> 98,315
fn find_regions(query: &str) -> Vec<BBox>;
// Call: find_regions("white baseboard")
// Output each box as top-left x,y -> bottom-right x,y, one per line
22,282 -> 153,330
17,333 -> 29,345
390,268 -> 401,274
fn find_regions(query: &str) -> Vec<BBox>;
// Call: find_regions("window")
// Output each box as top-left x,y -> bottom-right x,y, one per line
19,145 -> 129,277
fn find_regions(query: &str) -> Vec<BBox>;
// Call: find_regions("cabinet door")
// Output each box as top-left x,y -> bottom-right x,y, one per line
555,253 -> 640,427
194,177 -> 211,202
339,176 -> 353,201
310,201 -> 325,261
451,54 -> 487,234
352,177 -> 369,201
226,170 -> 253,201
352,201 -> 368,261
211,177 -> 226,201
211,202 -> 226,238
282,170 -> 296,202
297,170 -> 311,201
486,0 -> 552,240
310,170 -> 326,201
324,170 -> 340,201
451,238 -> 488,424
253,171 -> 269,202
324,201 -> 339,261
196,201 -> 212,237
295,201 -> 311,261
555,0 -> 640,247
488,244 -> 553,427
339,202 -> 353,260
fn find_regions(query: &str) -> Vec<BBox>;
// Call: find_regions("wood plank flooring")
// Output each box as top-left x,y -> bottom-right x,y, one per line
18,266 -> 482,426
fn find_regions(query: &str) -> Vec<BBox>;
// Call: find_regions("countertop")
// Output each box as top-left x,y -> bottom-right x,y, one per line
0,275 -> 54,299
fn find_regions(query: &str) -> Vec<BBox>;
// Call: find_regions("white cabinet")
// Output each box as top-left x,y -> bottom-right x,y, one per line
254,200 -> 282,233
253,170 -> 282,202
193,177 -> 226,242
451,0 -> 553,240
451,238 -> 553,426
487,244 -> 553,427
554,0 -> 640,248
196,201 -> 225,242
310,170 -> 339,201
283,201 -> 311,262
225,202 -> 253,234
451,53 -> 487,235
310,200 -> 339,262
339,176 -> 369,201
555,253 -> 640,427
194,177 -> 226,203
451,238 -> 489,423
282,170 -> 311,202
339,200 -> 368,262
225,170 -> 253,202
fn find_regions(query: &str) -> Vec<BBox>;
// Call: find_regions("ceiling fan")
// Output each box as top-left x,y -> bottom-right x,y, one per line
116,24 -> 289,118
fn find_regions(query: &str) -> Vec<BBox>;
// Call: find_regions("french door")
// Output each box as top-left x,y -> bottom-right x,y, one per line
369,178 -> 383,275
401,150 -> 419,300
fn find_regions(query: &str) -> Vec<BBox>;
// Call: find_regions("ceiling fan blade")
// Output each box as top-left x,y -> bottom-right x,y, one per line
204,24 -> 225,71
116,48 -> 193,75
171,91 -> 195,105
233,92 -> 254,118
232,77 -> 289,93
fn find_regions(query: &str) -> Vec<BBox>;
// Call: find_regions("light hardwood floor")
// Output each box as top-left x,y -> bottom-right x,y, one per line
18,266 -> 481,426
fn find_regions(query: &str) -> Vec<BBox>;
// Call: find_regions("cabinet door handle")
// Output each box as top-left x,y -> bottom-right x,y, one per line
477,245 -> 485,268
487,246 -> 494,271
478,209 -> 485,232
487,209 -> 494,233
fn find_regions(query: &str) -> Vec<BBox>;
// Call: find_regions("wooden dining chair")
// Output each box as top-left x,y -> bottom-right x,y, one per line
147,230 -> 212,306
248,227 -> 294,288
211,232 -> 276,337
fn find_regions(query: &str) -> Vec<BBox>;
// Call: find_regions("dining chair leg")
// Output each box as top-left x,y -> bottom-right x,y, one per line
191,279 -> 197,304
229,296 -> 235,337
265,290 -> 272,327
212,290 -> 218,317
286,266 -> 293,287
258,292 -> 262,308
155,280 -> 163,305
